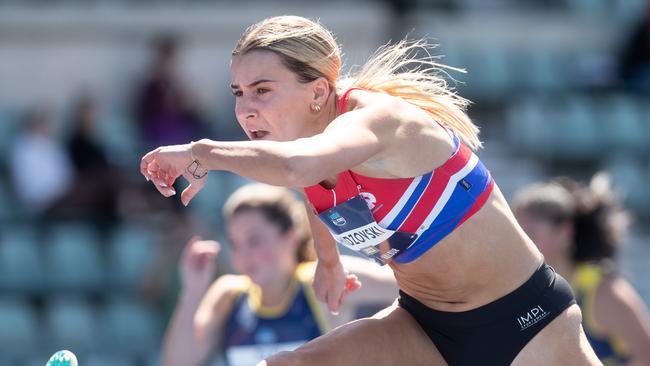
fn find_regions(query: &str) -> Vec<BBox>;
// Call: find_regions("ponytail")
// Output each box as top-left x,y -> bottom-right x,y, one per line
340,39 -> 482,150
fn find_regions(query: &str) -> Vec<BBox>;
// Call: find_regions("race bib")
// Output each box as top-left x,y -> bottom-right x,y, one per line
318,195 -> 417,265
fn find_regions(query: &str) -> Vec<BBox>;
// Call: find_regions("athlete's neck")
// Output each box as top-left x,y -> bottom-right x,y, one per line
259,267 -> 297,308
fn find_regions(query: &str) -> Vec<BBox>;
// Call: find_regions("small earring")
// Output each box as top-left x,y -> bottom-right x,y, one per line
311,103 -> 321,113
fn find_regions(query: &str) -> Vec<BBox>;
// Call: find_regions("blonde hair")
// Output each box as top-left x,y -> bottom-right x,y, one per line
223,183 -> 315,263
233,15 -> 482,150
233,15 -> 341,88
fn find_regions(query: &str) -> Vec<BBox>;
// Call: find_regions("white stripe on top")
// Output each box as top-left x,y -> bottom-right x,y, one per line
378,175 -> 424,228
414,153 -> 479,238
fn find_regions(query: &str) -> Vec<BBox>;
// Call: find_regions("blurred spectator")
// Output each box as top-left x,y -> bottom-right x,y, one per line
134,34 -> 206,149
67,94 -> 110,175
513,173 -> 650,366
8,106 -> 73,215
162,184 -> 397,366
619,2 -> 650,93
50,94 -> 121,223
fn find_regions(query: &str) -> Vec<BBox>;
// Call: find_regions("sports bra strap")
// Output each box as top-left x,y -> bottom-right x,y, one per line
337,87 -> 364,115
337,87 -> 456,147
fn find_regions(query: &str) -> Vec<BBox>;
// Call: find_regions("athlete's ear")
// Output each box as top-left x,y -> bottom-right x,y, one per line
310,77 -> 331,106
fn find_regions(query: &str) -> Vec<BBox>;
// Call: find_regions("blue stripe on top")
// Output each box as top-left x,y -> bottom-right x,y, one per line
386,172 -> 432,231
393,158 -> 492,264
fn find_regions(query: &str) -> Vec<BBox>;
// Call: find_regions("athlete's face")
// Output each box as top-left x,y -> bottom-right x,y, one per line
517,212 -> 573,262
230,50 -> 322,142
227,210 -> 299,286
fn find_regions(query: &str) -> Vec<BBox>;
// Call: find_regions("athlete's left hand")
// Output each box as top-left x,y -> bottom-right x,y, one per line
140,143 -> 207,206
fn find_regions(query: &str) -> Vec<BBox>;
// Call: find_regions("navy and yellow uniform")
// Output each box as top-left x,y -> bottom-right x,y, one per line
573,262 -> 630,366
220,263 -> 327,366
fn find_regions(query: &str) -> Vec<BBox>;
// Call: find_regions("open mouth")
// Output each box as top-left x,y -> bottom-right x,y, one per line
250,130 -> 270,140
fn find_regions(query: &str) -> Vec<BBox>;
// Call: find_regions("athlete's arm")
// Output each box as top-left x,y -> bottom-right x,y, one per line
320,255 -> 398,328
303,198 -> 340,267
303,199 -> 361,314
191,101 -> 400,187
161,274 -> 244,366
140,94 -> 443,205
595,275 -> 650,366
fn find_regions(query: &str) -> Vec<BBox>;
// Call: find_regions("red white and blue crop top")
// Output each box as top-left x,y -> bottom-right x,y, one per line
304,89 -> 494,265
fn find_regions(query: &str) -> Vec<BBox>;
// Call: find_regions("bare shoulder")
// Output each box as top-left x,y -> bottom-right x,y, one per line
594,271 -> 650,359
195,274 -> 250,326
339,89 -> 455,177
341,88 -> 390,110
594,272 -> 650,328
596,274 -> 642,311
205,274 -> 250,305
345,88 -> 430,123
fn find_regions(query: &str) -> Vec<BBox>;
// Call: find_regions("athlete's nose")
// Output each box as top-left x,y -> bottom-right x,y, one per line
235,99 -> 258,121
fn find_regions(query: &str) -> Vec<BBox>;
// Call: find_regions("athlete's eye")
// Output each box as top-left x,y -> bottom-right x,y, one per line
256,88 -> 270,95
232,90 -> 243,97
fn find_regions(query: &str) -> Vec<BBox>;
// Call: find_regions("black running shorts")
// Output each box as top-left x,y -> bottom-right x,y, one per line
398,263 -> 576,365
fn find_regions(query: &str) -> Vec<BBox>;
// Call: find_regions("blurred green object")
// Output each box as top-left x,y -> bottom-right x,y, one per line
45,350 -> 78,366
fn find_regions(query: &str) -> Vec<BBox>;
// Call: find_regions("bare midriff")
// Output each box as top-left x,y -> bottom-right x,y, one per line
388,184 -> 544,313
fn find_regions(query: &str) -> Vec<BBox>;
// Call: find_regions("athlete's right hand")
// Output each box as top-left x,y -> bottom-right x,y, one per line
313,259 -> 362,315
179,236 -> 221,297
